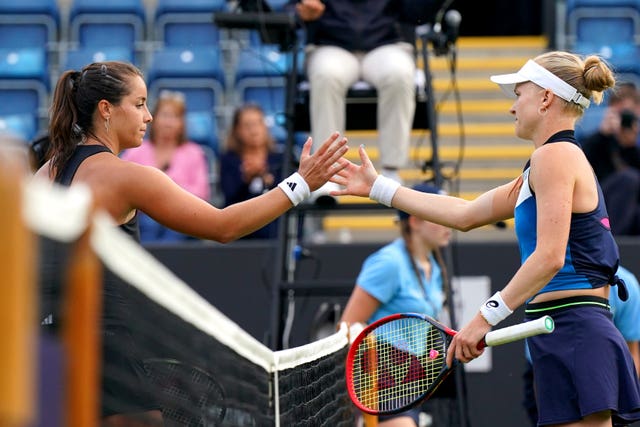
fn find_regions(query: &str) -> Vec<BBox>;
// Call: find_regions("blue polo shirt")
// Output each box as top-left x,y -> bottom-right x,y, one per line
356,238 -> 444,324
611,266 -> 640,341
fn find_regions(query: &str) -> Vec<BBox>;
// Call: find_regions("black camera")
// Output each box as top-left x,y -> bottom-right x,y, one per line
620,109 -> 637,129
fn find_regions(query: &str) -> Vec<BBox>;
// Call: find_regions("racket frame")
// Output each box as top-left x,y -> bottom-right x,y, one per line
345,313 -> 555,415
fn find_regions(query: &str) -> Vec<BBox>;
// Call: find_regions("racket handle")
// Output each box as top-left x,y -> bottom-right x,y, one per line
482,315 -> 555,347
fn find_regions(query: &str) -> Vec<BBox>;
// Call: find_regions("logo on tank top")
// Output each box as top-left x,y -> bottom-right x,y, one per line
516,168 -> 532,208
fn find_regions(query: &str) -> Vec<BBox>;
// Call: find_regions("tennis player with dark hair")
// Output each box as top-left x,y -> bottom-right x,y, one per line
36,61 -> 348,425
331,51 -> 640,426
341,182 -> 455,427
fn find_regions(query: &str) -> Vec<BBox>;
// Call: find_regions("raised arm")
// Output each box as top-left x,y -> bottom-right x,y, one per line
331,144 -> 519,231
99,133 -> 349,243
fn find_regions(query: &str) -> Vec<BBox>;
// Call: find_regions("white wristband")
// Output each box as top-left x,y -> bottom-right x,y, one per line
369,175 -> 401,207
278,172 -> 310,206
479,291 -> 513,326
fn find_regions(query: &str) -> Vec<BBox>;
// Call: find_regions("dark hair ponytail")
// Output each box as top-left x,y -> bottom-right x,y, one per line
48,61 -> 143,179
48,70 -> 81,179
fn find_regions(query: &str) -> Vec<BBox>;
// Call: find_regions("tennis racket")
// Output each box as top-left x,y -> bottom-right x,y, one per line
346,313 -> 554,415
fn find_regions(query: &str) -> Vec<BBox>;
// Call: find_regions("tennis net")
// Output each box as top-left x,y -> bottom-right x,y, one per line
26,178 -> 358,426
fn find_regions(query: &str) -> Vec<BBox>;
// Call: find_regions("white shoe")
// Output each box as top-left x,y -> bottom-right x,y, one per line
308,181 -> 341,206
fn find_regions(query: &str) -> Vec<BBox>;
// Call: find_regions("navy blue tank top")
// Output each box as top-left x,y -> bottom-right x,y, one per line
514,130 -> 627,300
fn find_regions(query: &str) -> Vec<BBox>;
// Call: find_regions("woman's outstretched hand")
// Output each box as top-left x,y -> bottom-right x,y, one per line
298,132 -> 349,191
329,144 -> 379,198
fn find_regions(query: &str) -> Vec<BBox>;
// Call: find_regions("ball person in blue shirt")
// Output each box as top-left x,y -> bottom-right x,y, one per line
341,183 -> 452,427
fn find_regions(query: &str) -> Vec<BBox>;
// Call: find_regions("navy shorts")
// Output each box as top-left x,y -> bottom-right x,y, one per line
525,296 -> 640,426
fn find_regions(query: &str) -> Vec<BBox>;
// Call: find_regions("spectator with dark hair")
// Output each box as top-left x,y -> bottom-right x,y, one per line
219,103 -> 285,239
582,82 -> 640,235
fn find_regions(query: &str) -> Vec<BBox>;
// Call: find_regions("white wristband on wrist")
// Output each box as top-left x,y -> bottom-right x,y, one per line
369,175 -> 401,207
278,172 -> 310,206
479,291 -> 513,326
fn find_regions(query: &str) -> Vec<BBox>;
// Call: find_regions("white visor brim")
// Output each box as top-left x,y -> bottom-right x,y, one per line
490,60 -> 590,108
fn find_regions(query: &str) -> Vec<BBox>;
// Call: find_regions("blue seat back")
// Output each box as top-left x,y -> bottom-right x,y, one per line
69,0 -> 146,46
147,47 -> 225,152
62,46 -> 136,71
154,0 -> 226,47
0,0 -> 59,50
0,48 -> 48,85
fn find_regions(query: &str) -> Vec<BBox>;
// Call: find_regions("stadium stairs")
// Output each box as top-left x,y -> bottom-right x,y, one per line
319,36 -> 549,243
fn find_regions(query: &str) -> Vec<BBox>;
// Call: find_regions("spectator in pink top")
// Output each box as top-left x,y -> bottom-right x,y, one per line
121,90 -> 211,242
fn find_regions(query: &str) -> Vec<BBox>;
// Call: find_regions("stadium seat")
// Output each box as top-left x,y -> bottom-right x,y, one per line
575,104 -> 607,142
565,0 -> 640,73
153,0 -> 227,47
234,46 -> 303,143
0,0 -> 60,84
61,46 -> 137,72
0,0 -> 59,49
0,48 -> 49,141
147,47 -> 225,152
68,0 -> 146,49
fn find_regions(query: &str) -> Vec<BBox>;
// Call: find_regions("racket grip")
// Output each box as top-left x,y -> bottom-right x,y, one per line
483,315 -> 555,347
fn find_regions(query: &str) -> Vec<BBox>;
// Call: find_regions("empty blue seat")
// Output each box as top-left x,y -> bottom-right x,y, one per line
62,46 -> 137,71
0,0 -> 59,49
0,113 -> 38,142
154,0 -> 227,47
147,47 -> 225,152
234,46 -> 302,143
68,0 -> 146,48
0,48 -> 48,86
566,0 -> 640,68
0,47 -> 50,139
575,104 -> 607,142
186,110 -> 219,149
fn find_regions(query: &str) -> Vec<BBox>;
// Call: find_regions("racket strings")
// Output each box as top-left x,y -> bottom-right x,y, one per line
352,317 -> 447,413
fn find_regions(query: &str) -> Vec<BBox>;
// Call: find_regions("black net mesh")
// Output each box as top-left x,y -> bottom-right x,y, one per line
37,219 -> 358,427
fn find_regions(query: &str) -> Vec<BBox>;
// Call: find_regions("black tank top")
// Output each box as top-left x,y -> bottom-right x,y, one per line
40,145 -> 139,329
57,145 -> 140,240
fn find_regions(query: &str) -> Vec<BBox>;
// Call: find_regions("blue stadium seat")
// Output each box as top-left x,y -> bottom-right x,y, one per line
68,0 -> 146,49
0,0 -> 59,48
0,0 -> 59,82
61,46 -> 137,72
266,0 -> 289,11
0,113 -> 38,142
147,47 -> 225,152
575,103 -> 607,142
234,46 -> 302,144
154,0 -> 227,47
566,0 -> 640,73
0,48 -> 49,141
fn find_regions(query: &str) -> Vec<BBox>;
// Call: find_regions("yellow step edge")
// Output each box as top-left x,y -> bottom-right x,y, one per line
337,192 -> 482,205
400,168 -> 522,181
436,99 -> 513,114
346,122 -> 518,138
341,145 -> 533,161
457,36 -> 548,49
426,57 -> 533,72
433,78 -> 501,91
322,216 -> 515,230
415,36 -> 547,50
